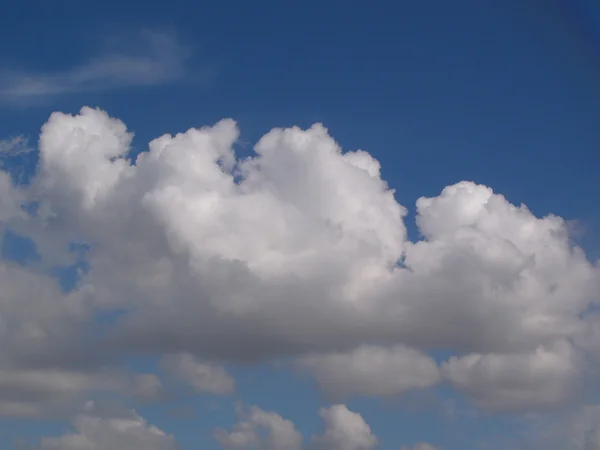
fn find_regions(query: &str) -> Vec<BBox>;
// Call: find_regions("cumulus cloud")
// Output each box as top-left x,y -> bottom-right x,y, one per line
311,404 -> 378,450
0,258 -> 163,416
39,405 -> 178,450
0,105 -> 598,420
0,260 -> 102,416
296,344 -> 440,399
0,31 -> 209,106
442,340 -> 581,412
213,403 -> 378,450
161,353 -> 234,395
213,404 -> 302,450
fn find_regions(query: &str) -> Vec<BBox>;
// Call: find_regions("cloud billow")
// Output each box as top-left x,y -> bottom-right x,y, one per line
0,106 -> 598,422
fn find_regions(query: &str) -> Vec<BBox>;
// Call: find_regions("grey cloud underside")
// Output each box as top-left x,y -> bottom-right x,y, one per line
0,106 -> 599,417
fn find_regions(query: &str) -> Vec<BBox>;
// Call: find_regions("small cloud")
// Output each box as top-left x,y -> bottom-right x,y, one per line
160,353 -> 235,395
39,406 -> 178,450
0,136 -> 32,157
213,403 -> 303,450
0,30 -> 210,106
0,135 -> 36,184
312,404 -> 378,450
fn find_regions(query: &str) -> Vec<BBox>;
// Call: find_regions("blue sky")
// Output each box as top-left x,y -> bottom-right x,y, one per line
0,1 -> 599,450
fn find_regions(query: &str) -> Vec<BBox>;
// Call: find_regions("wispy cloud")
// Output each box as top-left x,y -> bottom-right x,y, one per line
0,31 -> 208,105
0,135 -> 36,184
0,136 -> 31,156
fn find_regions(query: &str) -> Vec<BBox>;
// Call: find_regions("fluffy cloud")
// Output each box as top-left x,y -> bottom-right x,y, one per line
213,403 -> 433,450
161,353 -> 234,395
311,404 -> 378,450
213,404 -> 378,450
442,340 -> 581,412
297,344 -> 440,399
0,106 -> 598,420
213,404 -> 302,450
39,405 -> 177,450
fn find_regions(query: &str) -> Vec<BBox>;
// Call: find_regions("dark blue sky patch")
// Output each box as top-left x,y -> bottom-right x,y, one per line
0,229 -> 40,265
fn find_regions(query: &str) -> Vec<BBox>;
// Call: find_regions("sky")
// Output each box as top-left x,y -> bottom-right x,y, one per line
0,1 -> 599,449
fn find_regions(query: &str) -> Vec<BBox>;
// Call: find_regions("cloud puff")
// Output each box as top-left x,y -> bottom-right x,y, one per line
35,401 -> 440,450
160,353 -> 235,395
311,404 -> 378,450
442,340 -> 581,412
213,404 -> 303,450
0,31 -> 208,106
213,403 -> 378,450
39,405 -> 177,450
0,106 -> 598,417
296,345 -> 440,399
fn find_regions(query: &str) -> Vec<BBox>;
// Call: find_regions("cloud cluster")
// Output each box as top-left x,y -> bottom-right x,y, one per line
39,402 -> 420,450
0,106 -> 599,426
214,403 -> 381,450
214,404 -> 303,450
39,403 -> 177,450
297,345 -> 440,399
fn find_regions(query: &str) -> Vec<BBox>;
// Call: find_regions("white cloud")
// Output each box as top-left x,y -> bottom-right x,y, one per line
39,406 -> 178,450
214,404 -> 378,450
442,340 -> 581,412
0,31 -> 205,105
161,353 -> 234,395
311,404 -> 378,450
213,404 -> 302,450
0,105 -> 598,419
296,345 -> 440,399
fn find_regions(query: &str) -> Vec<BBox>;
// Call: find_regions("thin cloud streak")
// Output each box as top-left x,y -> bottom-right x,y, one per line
0,31 -> 210,105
